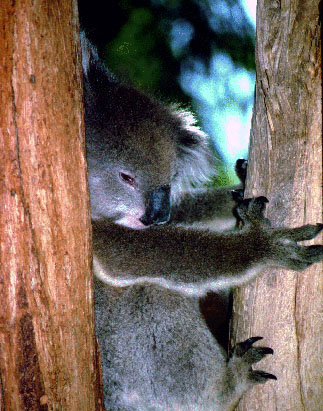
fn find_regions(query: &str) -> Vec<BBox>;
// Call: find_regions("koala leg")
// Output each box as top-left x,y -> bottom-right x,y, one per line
95,282 -> 240,411
95,281 -> 279,411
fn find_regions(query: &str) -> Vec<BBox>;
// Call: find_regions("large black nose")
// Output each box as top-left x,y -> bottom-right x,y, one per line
139,186 -> 171,226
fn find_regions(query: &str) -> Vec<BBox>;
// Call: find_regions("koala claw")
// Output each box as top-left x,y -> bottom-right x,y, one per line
234,336 -> 263,355
234,337 -> 274,365
258,347 -> 274,355
249,370 -> 277,382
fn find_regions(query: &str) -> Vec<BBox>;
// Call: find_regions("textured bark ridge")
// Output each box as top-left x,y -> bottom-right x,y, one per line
0,1 -> 104,409
232,0 -> 322,409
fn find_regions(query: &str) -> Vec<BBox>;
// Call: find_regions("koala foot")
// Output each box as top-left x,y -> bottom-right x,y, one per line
227,336 -> 276,402
232,336 -> 276,383
237,197 -> 323,270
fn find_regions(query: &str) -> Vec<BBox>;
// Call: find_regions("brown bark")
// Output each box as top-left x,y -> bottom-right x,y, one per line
231,0 -> 322,410
0,1 -> 104,410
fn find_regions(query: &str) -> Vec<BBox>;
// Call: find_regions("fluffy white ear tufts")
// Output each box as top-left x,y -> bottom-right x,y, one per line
80,31 -> 99,77
170,107 -> 216,200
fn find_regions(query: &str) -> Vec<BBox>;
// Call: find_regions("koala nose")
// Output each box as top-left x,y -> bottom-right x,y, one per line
139,186 -> 171,226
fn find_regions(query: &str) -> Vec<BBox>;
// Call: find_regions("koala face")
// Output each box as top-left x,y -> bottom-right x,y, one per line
82,35 -> 213,229
86,118 -> 177,229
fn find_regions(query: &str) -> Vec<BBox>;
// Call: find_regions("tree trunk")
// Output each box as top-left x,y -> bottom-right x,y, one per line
231,0 -> 322,410
0,1 -> 104,409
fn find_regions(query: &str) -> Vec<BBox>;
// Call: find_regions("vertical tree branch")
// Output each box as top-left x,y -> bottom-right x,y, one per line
232,0 -> 322,409
0,1 -> 104,409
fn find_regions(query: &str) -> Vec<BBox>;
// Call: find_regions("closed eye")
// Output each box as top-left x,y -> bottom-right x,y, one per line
119,172 -> 137,187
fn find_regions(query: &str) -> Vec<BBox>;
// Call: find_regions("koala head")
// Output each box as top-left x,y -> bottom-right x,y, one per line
81,33 -> 214,229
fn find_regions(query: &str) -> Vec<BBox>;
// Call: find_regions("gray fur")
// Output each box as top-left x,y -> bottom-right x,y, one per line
81,34 -> 323,410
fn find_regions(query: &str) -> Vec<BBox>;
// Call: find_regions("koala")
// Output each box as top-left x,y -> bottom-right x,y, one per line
81,34 -> 323,410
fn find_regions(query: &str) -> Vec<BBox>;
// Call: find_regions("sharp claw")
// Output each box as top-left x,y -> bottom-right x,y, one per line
256,196 -> 269,204
236,336 -> 263,355
258,347 -> 274,355
256,371 -> 277,380
231,189 -> 244,202
245,336 -> 263,346
250,370 -> 278,383
236,158 -> 248,166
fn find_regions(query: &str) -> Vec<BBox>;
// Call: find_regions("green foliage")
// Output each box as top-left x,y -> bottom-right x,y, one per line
106,8 -> 163,91
209,164 -> 239,187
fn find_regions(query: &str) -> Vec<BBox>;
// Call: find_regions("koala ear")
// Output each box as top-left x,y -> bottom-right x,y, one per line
80,32 -> 116,88
171,106 -> 209,148
170,107 -> 215,198
80,31 -> 99,78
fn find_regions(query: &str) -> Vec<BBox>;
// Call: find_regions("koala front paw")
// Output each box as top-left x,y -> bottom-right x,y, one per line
272,223 -> 323,270
236,196 -> 270,227
237,197 -> 323,270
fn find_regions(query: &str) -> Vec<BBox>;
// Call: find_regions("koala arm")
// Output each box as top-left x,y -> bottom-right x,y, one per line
93,198 -> 323,297
170,186 -> 240,230
93,221 -> 261,297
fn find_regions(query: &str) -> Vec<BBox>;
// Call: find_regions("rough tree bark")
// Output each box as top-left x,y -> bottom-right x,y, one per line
232,0 -> 322,410
0,1 -> 104,410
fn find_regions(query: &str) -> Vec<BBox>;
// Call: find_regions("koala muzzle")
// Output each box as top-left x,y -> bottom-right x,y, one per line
140,185 -> 171,226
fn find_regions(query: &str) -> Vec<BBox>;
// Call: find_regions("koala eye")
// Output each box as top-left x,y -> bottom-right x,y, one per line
119,172 -> 136,187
